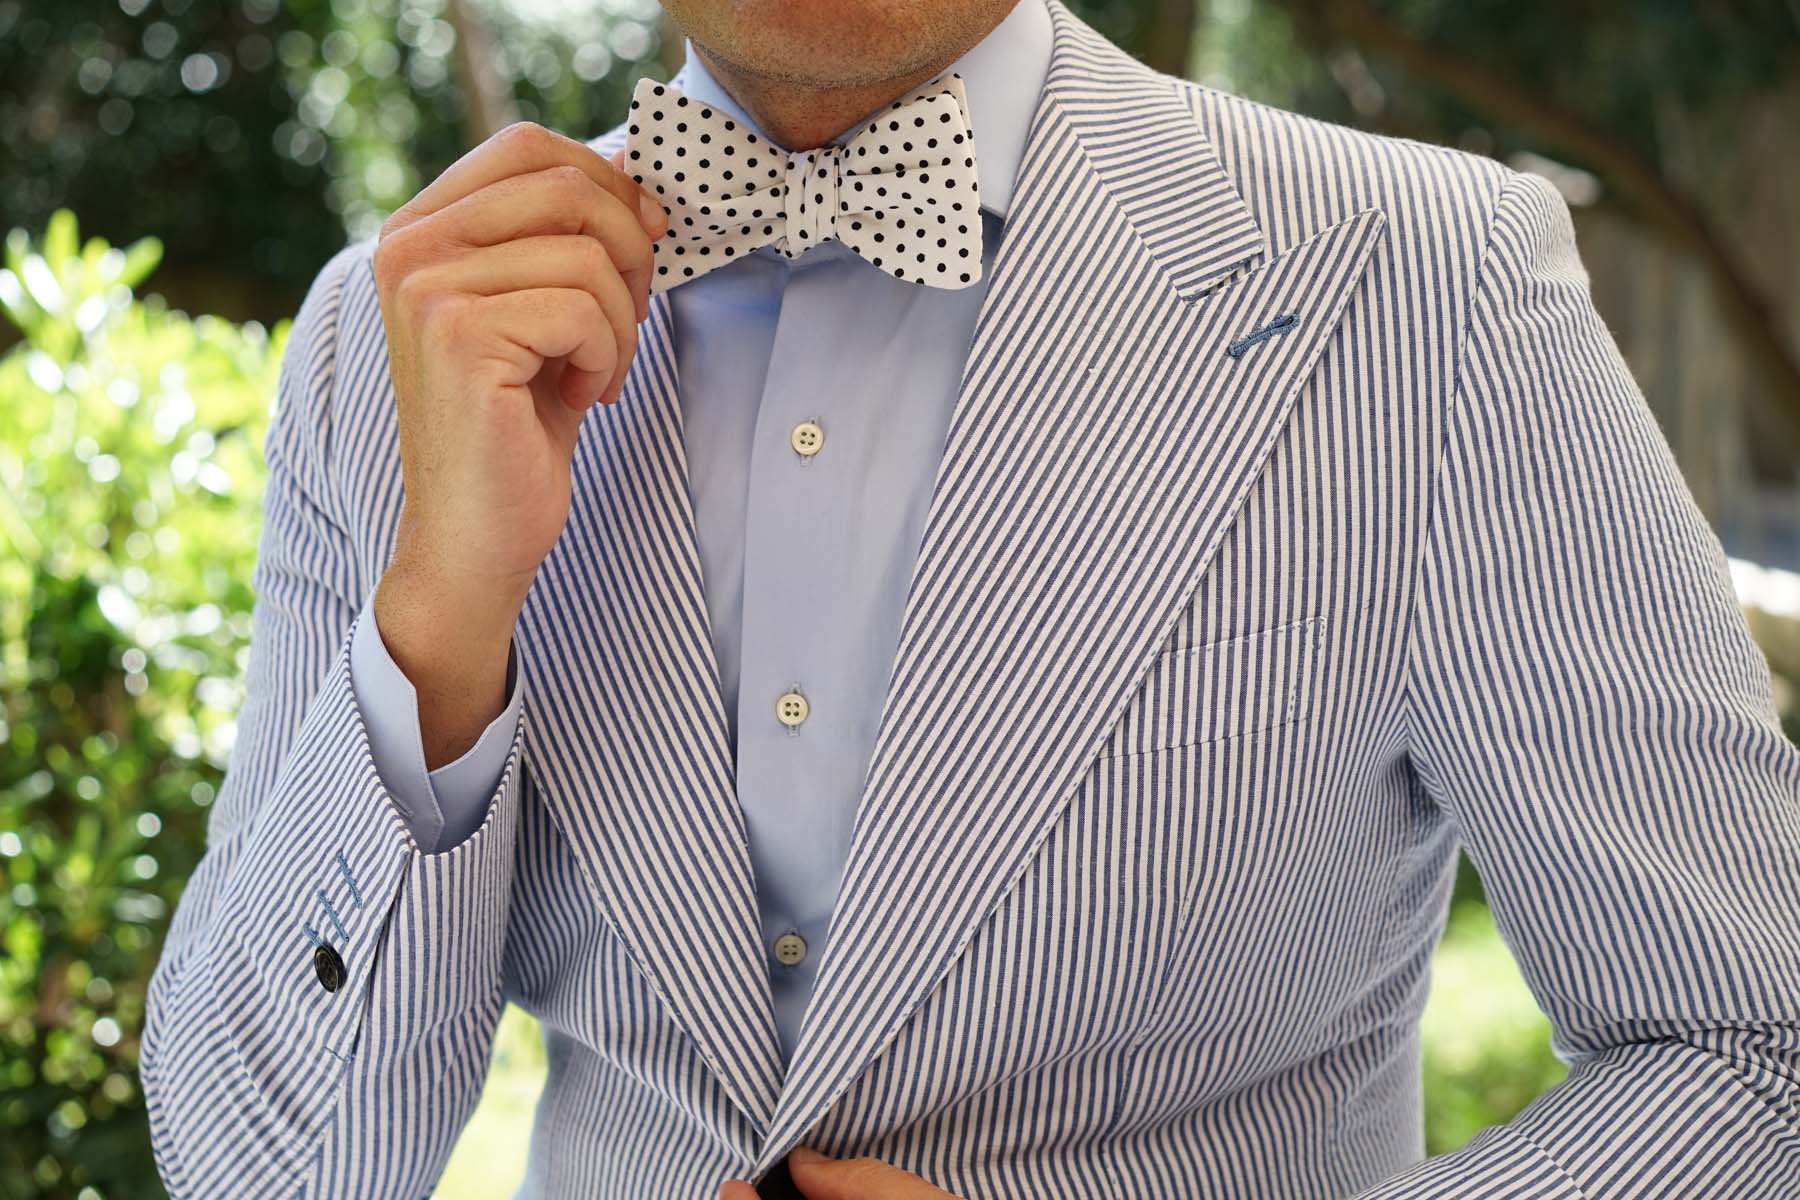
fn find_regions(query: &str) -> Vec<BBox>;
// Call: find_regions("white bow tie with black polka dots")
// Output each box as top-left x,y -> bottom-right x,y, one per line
621,72 -> 984,292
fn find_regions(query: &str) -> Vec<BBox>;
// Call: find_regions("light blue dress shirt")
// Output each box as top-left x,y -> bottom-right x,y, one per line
348,0 -> 1053,1065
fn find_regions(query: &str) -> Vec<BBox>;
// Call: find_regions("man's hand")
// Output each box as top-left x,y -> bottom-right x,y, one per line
368,123 -> 667,769
719,1147 -> 964,1199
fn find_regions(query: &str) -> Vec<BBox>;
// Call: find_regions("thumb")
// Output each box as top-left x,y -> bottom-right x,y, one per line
786,1147 -> 953,1199
609,146 -> 668,240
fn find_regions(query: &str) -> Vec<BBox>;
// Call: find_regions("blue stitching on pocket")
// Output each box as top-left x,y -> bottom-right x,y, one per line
323,1045 -> 355,1065
333,850 -> 363,908
1227,312 -> 1300,359
301,922 -> 324,948
318,890 -> 349,943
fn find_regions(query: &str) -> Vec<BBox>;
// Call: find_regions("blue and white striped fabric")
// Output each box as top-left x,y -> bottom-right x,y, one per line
141,0 -> 1800,1195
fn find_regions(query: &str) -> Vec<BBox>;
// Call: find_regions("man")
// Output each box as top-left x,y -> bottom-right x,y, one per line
142,0 -> 1800,1195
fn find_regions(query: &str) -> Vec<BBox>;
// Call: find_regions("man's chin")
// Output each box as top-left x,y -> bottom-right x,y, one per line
671,0 -> 951,89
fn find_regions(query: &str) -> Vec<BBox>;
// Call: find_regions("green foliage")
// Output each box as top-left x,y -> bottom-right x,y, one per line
0,209 -> 286,1200
15,0 -> 1790,1172
1193,0 -> 1800,171
1420,863 -> 1569,1154
0,0 -> 342,321
436,1005 -> 548,1200
0,0 -> 665,329
314,0 -> 663,243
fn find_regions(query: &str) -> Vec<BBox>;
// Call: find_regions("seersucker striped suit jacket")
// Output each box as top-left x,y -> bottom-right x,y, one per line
143,2 -> 1800,1196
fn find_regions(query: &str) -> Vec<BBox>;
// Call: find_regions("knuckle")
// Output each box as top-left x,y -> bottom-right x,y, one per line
371,235 -> 409,293
494,120 -> 550,153
575,235 -> 610,273
419,292 -> 473,345
391,267 -> 434,316
378,197 -> 426,242
545,162 -> 593,194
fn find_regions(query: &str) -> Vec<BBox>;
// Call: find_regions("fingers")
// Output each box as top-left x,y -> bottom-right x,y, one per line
385,121 -> 666,244
376,122 -> 667,326
404,235 -> 639,400
718,1183 -> 759,1200
606,148 -> 663,318
456,287 -> 619,408
395,165 -> 657,322
785,1146 -> 957,1200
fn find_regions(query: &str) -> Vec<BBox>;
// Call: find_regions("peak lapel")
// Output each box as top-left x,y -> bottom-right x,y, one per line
513,291 -> 784,1135
753,0 -> 1388,1170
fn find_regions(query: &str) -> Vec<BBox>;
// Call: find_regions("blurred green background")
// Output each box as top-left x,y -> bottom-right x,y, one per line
4,1 -> 1799,1197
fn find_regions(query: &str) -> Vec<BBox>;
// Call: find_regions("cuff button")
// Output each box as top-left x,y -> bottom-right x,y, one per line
313,943 -> 346,993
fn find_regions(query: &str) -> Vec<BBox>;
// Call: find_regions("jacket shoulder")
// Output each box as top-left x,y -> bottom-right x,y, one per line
292,235 -> 383,458
1173,77 -> 1518,259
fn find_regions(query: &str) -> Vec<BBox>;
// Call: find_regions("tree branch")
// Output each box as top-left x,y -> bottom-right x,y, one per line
1297,0 -> 1800,454
1141,0 -> 1201,77
446,0 -> 520,146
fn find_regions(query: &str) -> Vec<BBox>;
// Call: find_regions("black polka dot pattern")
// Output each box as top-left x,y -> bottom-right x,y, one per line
622,73 -> 983,293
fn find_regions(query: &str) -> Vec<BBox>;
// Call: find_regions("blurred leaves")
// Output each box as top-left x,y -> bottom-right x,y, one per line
0,209 -> 285,1200
1192,0 -> 1800,146
4,2 -> 1799,1195
0,0 -> 666,329
1195,0 -> 1800,451
0,0 -> 339,323
1421,862 -> 1569,1154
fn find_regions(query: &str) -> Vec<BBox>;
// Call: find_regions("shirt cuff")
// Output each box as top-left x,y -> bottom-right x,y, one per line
347,588 -> 523,853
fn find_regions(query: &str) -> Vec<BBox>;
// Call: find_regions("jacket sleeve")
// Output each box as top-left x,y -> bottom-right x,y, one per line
1360,168 -> 1800,1198
141,242 -> 528,1198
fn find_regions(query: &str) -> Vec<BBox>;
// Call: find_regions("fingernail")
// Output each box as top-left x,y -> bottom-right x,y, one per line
787,1146 -> 826,1165
638,192 -> 666,236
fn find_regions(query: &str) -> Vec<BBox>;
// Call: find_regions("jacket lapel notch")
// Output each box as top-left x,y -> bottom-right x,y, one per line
514,291 -> 783,1134
1041,0 -> 1267,299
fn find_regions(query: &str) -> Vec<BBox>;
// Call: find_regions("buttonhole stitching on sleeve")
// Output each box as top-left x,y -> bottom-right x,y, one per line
333,850 -> 363,908
317,890 -> 349,943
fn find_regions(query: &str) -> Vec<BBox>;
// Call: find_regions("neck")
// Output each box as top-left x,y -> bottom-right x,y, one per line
688,28 -> 1001,151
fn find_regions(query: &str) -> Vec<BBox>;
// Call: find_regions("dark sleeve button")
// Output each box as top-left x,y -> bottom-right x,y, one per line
313,943 -> 346,993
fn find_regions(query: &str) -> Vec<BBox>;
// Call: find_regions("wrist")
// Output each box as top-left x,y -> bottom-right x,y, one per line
373,559 -> 524,770
384,514 -> 536,634
375,556 -> 527,654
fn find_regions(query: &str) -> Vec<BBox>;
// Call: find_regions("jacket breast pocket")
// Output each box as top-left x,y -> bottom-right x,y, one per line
1099,613 -> 1325,760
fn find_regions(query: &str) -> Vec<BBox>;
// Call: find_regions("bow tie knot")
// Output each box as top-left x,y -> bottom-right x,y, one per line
784,147 -> 840,251
623,74 -> 984,291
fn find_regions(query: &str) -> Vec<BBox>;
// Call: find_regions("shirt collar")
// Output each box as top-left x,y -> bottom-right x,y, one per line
666,0 -> 1052,220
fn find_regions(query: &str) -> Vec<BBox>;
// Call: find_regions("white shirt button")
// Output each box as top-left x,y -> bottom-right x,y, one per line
775,689 -> 809,727
772,931 -> 808,966
789,420 -> 825,457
